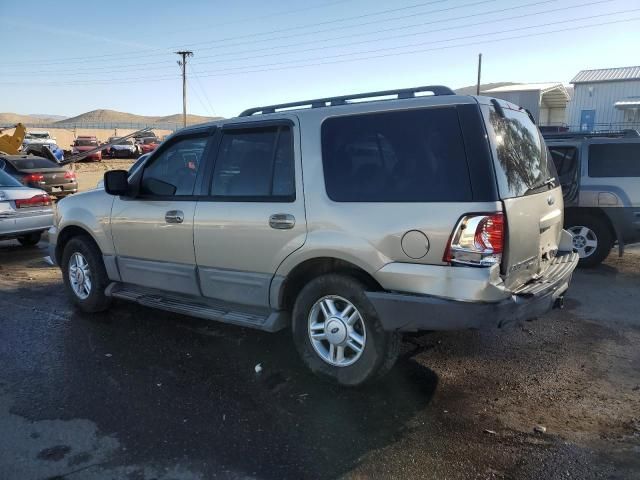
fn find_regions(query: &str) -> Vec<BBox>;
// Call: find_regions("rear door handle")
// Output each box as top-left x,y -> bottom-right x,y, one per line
269,213 -> 295,230
165,210 -> 184,224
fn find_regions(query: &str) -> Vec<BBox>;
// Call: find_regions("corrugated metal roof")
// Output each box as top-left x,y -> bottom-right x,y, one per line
571,66 -> 640,84
483,82 -> 562,93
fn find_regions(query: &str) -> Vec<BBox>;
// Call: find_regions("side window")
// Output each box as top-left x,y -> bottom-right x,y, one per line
588,143 -> 640,177
140,135 -> 208,196
321,107 -> 471,202
211,126 -> 295,201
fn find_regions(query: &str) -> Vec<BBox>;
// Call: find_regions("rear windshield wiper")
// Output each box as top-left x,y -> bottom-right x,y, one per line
525,177 -> 557,195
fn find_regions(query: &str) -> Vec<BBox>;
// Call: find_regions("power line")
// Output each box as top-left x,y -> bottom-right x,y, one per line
189,64 -> 217,117
2,0 -> 357,67
4,0 -> 519,75
5,0 -> 558,76
3,15 -> 637,87
0,0 -> 454,66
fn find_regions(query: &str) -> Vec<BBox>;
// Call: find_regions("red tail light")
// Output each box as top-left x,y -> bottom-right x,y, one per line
443,212 -> 505,266
15,194 -> 52,209
64,171 -> 76,180
22,173 -> 45,183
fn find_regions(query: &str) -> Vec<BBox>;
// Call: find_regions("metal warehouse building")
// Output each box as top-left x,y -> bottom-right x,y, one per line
482,83 -> 571,127
566,66 -> 640,132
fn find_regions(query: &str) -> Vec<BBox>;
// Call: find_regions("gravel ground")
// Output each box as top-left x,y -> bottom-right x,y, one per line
0,242 -> 638,480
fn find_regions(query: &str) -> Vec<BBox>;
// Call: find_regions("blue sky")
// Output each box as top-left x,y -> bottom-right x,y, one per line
1,0 -> 639,118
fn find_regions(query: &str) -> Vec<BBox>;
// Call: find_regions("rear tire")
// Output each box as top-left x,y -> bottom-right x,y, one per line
61,236 -> 112,313
292,274 -> 401,387
17,232 -> 41,247
565,212 -> 614,268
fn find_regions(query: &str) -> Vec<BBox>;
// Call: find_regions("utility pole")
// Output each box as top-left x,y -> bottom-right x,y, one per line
175,50 -> 194,129
476,53 -> 482,95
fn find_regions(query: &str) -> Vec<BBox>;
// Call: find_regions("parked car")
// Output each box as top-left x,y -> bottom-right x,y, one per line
139,137 -> 160,154
0,169 -> 53,246
22,130 -> 57,149
0,154 -> 78,199
545,130 -> 640,267
104,137 -> 138,158
72,136 -> 102,162
49,86 -> 578,386
22,143 -> 65,163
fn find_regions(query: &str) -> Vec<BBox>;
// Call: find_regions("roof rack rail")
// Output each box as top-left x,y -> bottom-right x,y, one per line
543,129 -> 640,140
239,85 -> 456,116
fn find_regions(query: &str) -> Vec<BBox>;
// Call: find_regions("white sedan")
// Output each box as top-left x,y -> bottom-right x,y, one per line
0,169 -> 53,246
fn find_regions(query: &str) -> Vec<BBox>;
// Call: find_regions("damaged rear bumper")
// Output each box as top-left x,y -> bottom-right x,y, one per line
367,251 -> 579,332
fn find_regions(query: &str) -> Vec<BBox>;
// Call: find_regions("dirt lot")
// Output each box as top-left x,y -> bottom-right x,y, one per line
0,237 -> 638,479
72,159 -> 135,191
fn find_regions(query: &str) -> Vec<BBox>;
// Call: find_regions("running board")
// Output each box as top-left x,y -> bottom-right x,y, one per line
105,283 -> 288,332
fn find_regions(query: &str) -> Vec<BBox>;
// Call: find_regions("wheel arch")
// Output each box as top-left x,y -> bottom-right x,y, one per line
564,206 -> 619,243
274,257 -> 383,313
55,224 -> 102,265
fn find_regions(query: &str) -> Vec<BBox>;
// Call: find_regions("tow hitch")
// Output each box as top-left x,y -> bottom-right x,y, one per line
553,296 -> 565,310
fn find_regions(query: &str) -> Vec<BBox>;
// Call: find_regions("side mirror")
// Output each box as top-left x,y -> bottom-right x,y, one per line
104,170 -> 129,196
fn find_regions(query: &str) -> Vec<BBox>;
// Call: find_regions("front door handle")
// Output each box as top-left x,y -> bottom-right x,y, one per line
269,213 -> 295,230
165,210 -> 184,224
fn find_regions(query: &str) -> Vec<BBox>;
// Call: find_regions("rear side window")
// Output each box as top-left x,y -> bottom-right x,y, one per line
485,107 -> 557,198
321,107 -> 471,202
0,169 -> 21,187
211,126 -> 295,201
9,158 -> 58,169
588,143 -> 640,177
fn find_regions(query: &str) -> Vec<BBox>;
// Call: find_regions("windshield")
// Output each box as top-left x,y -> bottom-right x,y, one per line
75,139 -> 97,147
26,132 -> 50,139
0,169 -> 22,187
113,139 -> 133,145
143,138 -> 158,144
484,105 -> 557,198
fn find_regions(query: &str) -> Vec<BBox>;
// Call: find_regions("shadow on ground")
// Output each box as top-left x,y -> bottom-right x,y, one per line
1,287 -> 438,479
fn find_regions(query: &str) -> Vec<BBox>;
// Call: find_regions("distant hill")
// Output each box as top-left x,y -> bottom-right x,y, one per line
0,112 -> 66,124
57,109 -> 221,126
1,109 -> 221,127
454,82 -> 519,95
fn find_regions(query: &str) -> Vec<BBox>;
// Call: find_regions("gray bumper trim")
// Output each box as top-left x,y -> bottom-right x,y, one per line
367,252 -> 578,332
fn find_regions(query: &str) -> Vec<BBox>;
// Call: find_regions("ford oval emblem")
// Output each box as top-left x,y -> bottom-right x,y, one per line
547,195 -> 555,206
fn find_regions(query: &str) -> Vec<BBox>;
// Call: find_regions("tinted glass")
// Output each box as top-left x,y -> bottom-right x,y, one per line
0,169 -> 22,187
549,146 -> 578,176
141,136 -> 208,196
211,126 -> 295,200
75,139 -> 97,146
588,143 -> 640,177
322,108 -> 471,202
486,107 -> 556,198
9,158 -> 58,169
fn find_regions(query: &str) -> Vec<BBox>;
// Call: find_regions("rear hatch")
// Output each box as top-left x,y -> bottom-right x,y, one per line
481,100 -> 564,290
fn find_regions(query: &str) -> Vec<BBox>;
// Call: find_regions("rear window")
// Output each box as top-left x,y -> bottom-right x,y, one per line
0,169 -> 21,187
588,142 -> 640,177
9,158 -> 58,169
321,107 -> 472,202
485,106 -> 557,198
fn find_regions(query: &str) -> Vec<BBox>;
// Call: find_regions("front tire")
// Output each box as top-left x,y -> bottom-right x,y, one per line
61,236 -> 111,313
292,274 -> 400,387
17,232 -> 42,247
565,212 -> 614,268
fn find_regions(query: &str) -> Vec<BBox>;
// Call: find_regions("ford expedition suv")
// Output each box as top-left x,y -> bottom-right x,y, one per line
49,86 -> 578,386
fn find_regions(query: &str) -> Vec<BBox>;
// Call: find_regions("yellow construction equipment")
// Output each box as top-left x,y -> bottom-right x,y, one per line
0,123 -> 26,155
